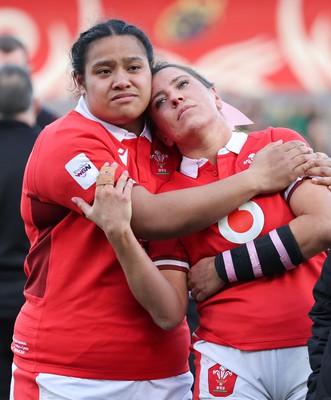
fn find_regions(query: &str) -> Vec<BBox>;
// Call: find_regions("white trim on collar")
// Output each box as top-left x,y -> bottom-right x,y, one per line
75,96 -> 152,143
218,131 -> 248,155
180,131 -> 248,179
180,157 -> 209,178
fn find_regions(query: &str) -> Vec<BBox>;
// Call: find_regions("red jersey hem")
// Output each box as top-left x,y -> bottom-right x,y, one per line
13,356 -> 189,380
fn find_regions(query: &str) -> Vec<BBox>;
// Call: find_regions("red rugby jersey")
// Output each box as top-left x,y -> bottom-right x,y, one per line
149,128 -> 326,351
13,109 -> 189,380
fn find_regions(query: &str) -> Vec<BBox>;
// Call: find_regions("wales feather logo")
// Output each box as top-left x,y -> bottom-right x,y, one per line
208,363 -> 237,397
151,150 -> 169,175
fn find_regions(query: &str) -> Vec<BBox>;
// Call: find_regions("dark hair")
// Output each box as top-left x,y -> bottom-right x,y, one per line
70,19 -> 154,76
0,64 -> 33,117
152,62 -> 214,89
0,34 -> 27,54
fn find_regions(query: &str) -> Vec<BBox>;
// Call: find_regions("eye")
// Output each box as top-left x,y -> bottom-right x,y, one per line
154,97 -> 167,109
128,64 -> 142,71
97,68 -> 111,76
177,79 -> 189,89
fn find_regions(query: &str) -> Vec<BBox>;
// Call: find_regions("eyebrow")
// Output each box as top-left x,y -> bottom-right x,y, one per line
151,74 -> 190,103
91,56 -> 145,69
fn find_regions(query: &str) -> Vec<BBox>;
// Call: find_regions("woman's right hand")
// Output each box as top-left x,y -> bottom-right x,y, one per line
250,140 -> 315,193
72,164 -> 134,241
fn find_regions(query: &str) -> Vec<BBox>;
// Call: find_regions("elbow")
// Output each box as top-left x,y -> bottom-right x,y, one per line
131,218 -> 178,241
153,315 -> 185,331
130,214 -> 166,241
311,221 -> 331,256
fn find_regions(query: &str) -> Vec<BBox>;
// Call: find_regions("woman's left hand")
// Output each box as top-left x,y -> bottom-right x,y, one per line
306,153 -> 331,191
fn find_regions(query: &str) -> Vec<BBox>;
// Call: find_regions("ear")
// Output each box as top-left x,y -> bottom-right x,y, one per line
74,72 -> 86,95
211,86 -> 222,110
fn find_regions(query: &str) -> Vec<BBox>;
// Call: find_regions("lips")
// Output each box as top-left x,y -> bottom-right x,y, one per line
177,105 -> 194,120
111,93 -> 136,101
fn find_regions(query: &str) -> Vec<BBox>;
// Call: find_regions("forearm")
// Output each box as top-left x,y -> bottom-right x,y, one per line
215,220 -> 331,284
289,216 -> 331,259
108,229 -> 187,330
214,225 -> 305,283
190,223 -> 309,301
215,181 -> 331,283
131,169 -> 259,240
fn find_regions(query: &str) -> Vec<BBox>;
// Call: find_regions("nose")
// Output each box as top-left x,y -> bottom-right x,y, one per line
171,94 -> 185,108
112,71 -> 131,90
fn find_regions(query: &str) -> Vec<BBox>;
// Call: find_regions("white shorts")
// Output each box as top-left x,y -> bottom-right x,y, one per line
192,340 -> 311,399
10,363 -> 193,400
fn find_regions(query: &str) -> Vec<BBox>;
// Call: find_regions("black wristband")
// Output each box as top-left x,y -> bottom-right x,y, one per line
215,225 -> 305,283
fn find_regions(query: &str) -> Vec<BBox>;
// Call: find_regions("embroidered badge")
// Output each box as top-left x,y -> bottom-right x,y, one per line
208,363 -> 237,397
150,150 -> 169,175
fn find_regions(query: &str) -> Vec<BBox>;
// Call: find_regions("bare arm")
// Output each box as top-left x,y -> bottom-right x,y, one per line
189,179 -> 331,302
131,140 -> 314,239
99,169 -> 188,330
74,140 -> 314,240
288,179 -> 331,257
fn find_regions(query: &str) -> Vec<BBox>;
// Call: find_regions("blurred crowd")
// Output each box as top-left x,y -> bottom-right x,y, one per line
226,93 -> 331,154
45,91 -> 331,155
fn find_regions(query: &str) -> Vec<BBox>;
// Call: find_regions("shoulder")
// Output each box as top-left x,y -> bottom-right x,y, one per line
248,126 -> 306,143
38,111 -> 109,144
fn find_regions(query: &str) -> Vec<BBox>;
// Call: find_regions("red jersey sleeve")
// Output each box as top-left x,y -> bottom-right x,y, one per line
148,238 -> 190,273
25,112 -> 132,211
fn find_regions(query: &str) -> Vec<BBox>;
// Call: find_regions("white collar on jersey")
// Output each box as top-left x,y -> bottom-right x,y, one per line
180,131 -> 249,178
180,131 -> 299,201
75,96 -> 153,143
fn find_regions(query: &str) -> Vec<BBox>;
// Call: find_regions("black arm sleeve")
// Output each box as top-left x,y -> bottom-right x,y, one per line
215,225 -> 305,283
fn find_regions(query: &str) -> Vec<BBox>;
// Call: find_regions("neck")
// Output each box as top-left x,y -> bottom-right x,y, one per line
0,108 -> 36,127
178,143 -> 219,165
17,109 -> 36,127
178,123 -> 233,164
120,119 -> 144,136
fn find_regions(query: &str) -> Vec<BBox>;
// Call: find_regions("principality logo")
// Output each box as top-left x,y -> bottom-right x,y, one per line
151,150 -> 169,175
208,364 -> 237,397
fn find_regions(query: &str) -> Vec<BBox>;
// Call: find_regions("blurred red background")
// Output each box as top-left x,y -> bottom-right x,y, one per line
1,0 -> 330,153
0,0 -> 330,101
